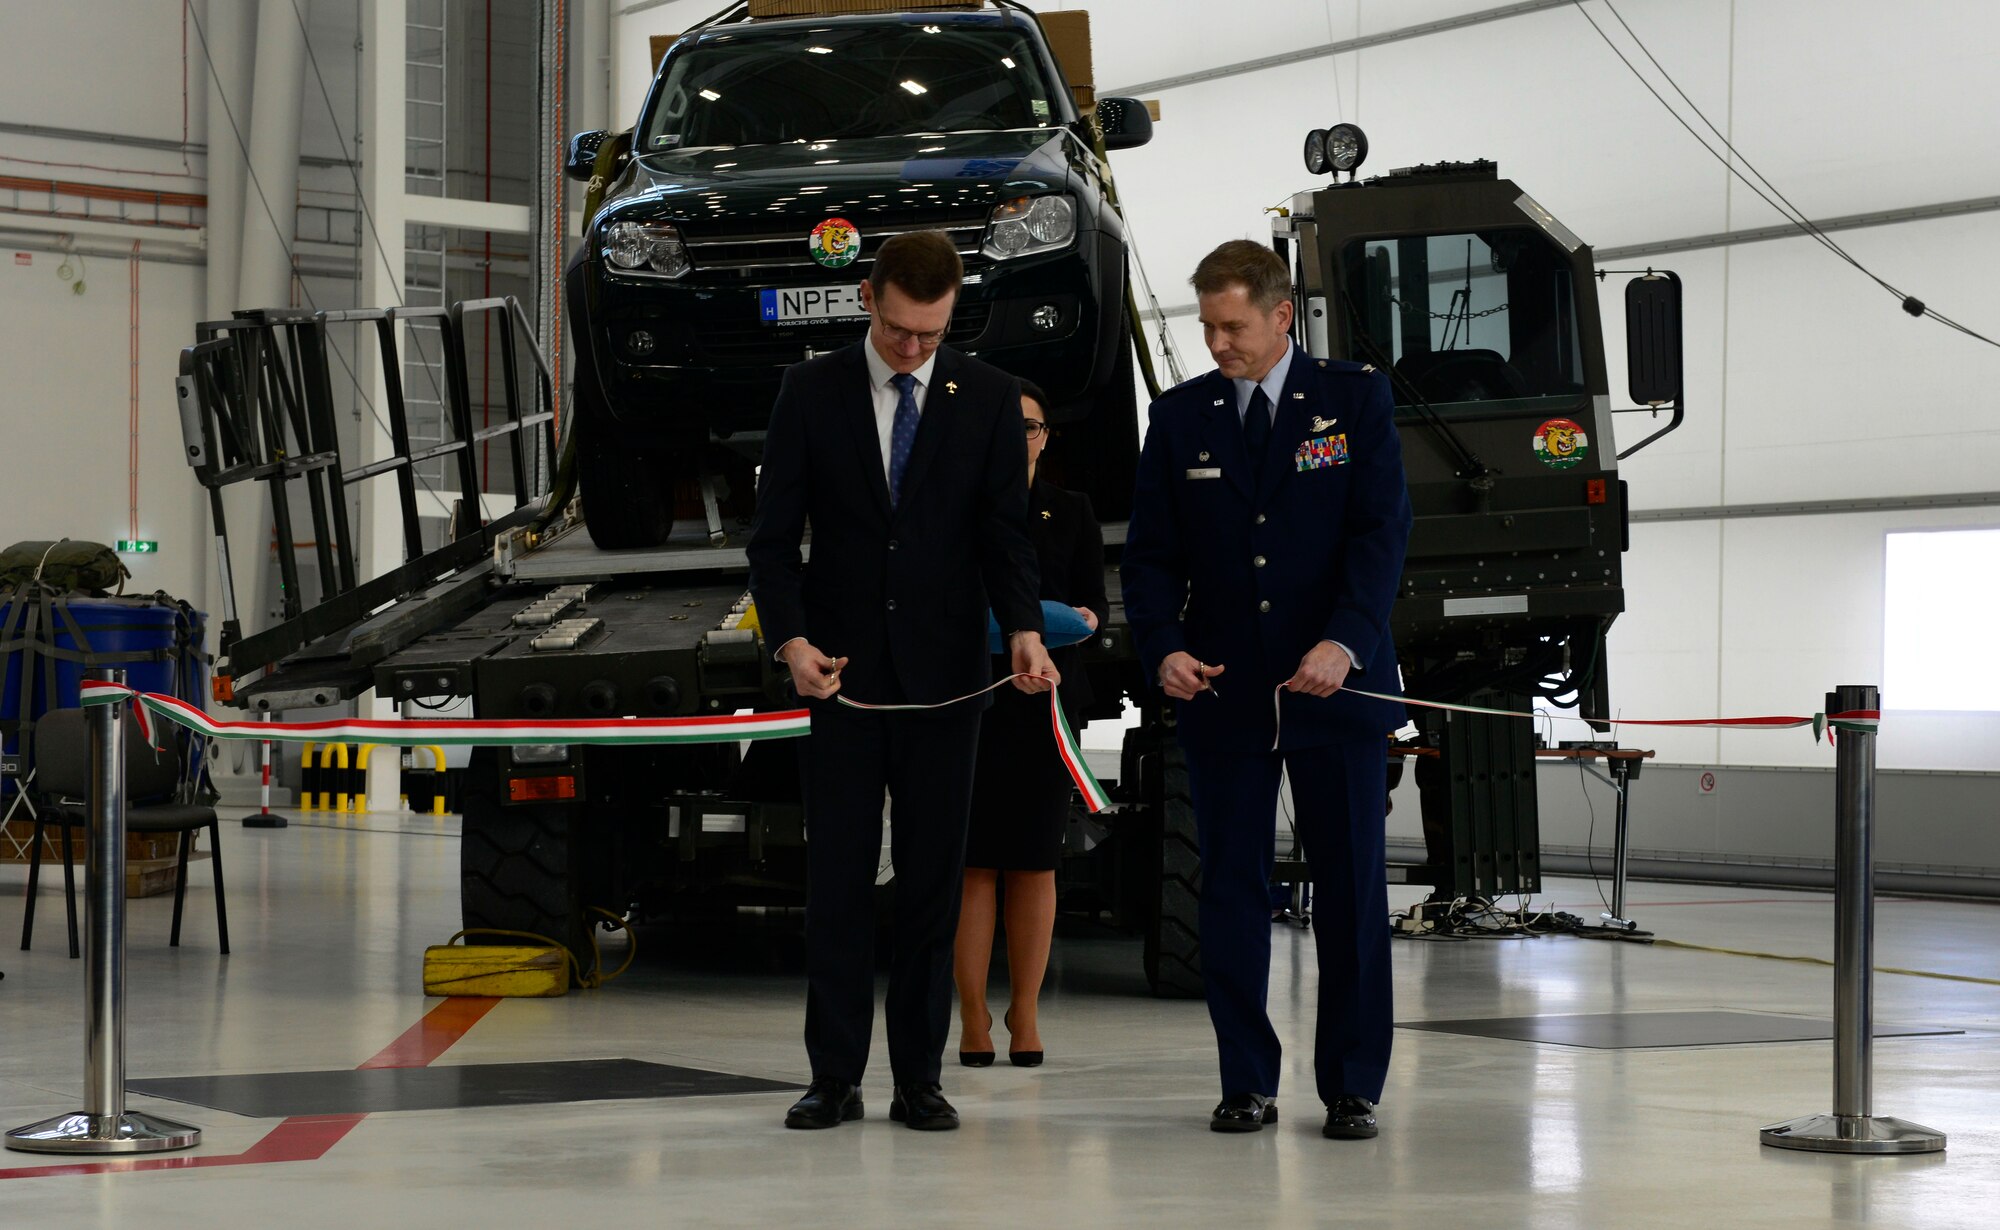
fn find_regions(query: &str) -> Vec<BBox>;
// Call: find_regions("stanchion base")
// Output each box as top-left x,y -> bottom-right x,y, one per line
1760,1113 -> 1945,1154
1577,924 -> 1655,943
242,813 -> 290,828
6,1110 -> 202,1154
1576,916 -> 1654,943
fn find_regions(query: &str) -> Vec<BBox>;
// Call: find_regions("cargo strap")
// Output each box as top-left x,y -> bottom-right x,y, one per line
443,908 -> 635,989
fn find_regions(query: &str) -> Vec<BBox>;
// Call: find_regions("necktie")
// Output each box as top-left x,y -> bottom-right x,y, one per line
1243,385 -> 1272,462
888,372 -> 921,508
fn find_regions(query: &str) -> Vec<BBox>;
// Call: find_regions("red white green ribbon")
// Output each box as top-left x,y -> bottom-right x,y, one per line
78,680 -> 811,747
80,677 -> 1112,813
1342,686 -> 1879,737
838,676 -> 1111,813
1262,680 -> 1880,749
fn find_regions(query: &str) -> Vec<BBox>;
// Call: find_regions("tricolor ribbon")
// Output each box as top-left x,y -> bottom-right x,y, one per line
80,677 -> 1113,814
78,680 -> 811,746
837,675 -> 1111,813
1258,680 -> 1880,750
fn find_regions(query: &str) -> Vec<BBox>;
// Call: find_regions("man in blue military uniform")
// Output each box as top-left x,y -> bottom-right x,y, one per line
1124,239 -> 1412,1139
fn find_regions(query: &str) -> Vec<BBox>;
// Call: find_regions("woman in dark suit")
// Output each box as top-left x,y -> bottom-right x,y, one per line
954,379 -> 1109,1067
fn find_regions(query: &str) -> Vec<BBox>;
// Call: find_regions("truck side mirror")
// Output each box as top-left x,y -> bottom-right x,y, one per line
1625,271 -> 1682,405
565,130 -> 611,182
1096,97 -> 1153,151
1616,270 -> 1685,460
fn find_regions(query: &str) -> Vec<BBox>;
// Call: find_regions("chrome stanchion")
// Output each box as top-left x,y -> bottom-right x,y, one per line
1760,684 -> 1944,1155
7,670 -> 202,1154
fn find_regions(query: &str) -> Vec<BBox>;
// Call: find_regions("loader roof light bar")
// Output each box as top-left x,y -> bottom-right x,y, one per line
1326,123 -> 1368,175
1303,128 -> 1330,176
1304,124 -> 1367,179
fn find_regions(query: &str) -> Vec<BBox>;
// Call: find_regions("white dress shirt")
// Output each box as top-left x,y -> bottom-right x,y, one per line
862,339 -> 937,488
773,339 -> 939,666
1231,342 -> 1295,427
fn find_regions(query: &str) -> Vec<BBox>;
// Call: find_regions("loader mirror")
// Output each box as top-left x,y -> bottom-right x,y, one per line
1625,271 -> 1683,406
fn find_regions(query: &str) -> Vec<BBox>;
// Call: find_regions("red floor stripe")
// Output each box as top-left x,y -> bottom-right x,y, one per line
0,1114 -> 367,1180
3,997 -> 499,1180
357,996 -> 502,1069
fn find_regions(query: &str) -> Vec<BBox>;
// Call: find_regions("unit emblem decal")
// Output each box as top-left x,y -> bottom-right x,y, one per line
808,217 -> 861,269
1533,417 -> 1589,470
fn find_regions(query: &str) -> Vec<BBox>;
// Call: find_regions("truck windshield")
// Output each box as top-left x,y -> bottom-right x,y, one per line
642,25 -> 1057,150
1342,229 -> 1585,410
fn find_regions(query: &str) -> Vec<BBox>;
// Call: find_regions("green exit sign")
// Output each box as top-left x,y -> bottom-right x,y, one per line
115,540 -> 159,555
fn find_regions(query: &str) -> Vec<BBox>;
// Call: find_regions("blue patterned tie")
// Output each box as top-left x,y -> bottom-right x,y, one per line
888,372 -> 921,508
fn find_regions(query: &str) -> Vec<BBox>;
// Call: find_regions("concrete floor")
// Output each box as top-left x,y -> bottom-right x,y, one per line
2,812 -> 1998,1228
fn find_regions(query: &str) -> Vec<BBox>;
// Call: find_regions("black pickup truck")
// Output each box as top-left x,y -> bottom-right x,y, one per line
563,3 -> 1154,548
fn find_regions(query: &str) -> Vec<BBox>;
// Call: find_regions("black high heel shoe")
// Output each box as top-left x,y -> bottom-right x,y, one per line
959,1009 -> 995,1067
1005,1007 -> 1043,1068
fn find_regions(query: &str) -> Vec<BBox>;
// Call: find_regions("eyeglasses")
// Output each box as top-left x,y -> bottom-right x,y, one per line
1024,421 -> 1048,439
877,320 -> 948,347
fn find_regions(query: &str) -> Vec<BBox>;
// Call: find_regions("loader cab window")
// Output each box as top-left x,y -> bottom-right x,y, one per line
1342,229 -> 1584,412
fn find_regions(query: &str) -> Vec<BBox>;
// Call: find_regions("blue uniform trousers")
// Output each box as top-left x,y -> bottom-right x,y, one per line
1185,736 -> 1393,1105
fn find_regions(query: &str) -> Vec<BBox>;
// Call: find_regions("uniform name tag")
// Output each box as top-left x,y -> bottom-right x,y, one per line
1185,467 -> 1223,480
1295,434 -> 1349,471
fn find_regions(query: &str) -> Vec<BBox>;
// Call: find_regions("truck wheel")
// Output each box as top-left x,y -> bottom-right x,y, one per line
578,422 -> 675,549
1141,732 -> 1205,999
460,750 -> 595,979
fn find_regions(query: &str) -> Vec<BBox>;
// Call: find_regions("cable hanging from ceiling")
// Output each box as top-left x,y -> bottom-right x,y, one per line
1573,0 -> 1999,350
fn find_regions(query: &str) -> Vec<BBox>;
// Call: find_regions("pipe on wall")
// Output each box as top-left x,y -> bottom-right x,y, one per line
234,0 -> 308,639
202,0 -> 255,319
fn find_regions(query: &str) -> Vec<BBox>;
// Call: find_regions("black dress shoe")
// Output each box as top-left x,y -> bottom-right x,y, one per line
784,1078 -> 863,1130
889,1084 -> 960,1131
1210,1093 -> 1277,1133
1322,1095 -> 1379,1139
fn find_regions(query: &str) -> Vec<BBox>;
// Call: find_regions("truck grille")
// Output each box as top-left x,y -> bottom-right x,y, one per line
688,301 -> 992,367
681,208 -> 990,276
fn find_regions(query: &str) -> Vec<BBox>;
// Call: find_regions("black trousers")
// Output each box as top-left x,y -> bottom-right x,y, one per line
801,701 -> 983,1087
1184,738 -> 1393,1105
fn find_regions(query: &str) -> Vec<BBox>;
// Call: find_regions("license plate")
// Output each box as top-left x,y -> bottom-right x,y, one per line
759,285 -> 866,324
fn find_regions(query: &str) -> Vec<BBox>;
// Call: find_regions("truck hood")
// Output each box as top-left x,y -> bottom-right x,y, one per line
604,128 -> 1075,226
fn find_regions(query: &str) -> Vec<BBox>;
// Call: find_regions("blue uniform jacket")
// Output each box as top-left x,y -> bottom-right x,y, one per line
1122,348 -> 1413,752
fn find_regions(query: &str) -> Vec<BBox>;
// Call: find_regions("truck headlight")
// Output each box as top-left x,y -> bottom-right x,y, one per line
603,220 -> 691,277
981,195 -> 1074,260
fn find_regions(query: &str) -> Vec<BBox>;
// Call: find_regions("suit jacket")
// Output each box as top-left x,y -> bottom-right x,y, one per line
1122,347 -> 1413,752
748,341 -> 1044,709
1005,478 -> 1109,717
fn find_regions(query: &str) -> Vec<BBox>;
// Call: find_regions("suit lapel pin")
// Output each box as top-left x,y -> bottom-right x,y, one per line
1310,415 -> 1338,432
1040,509 -> 1052,520
1292,391 -> 1305,400
945,380 -> 958,394
1198,450 -> 1210,462
1212,398 -> 1226,406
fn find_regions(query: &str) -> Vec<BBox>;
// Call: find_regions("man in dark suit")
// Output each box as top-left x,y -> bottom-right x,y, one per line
748,230 -> 1057,1132
1123,239 -> 1412,1140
